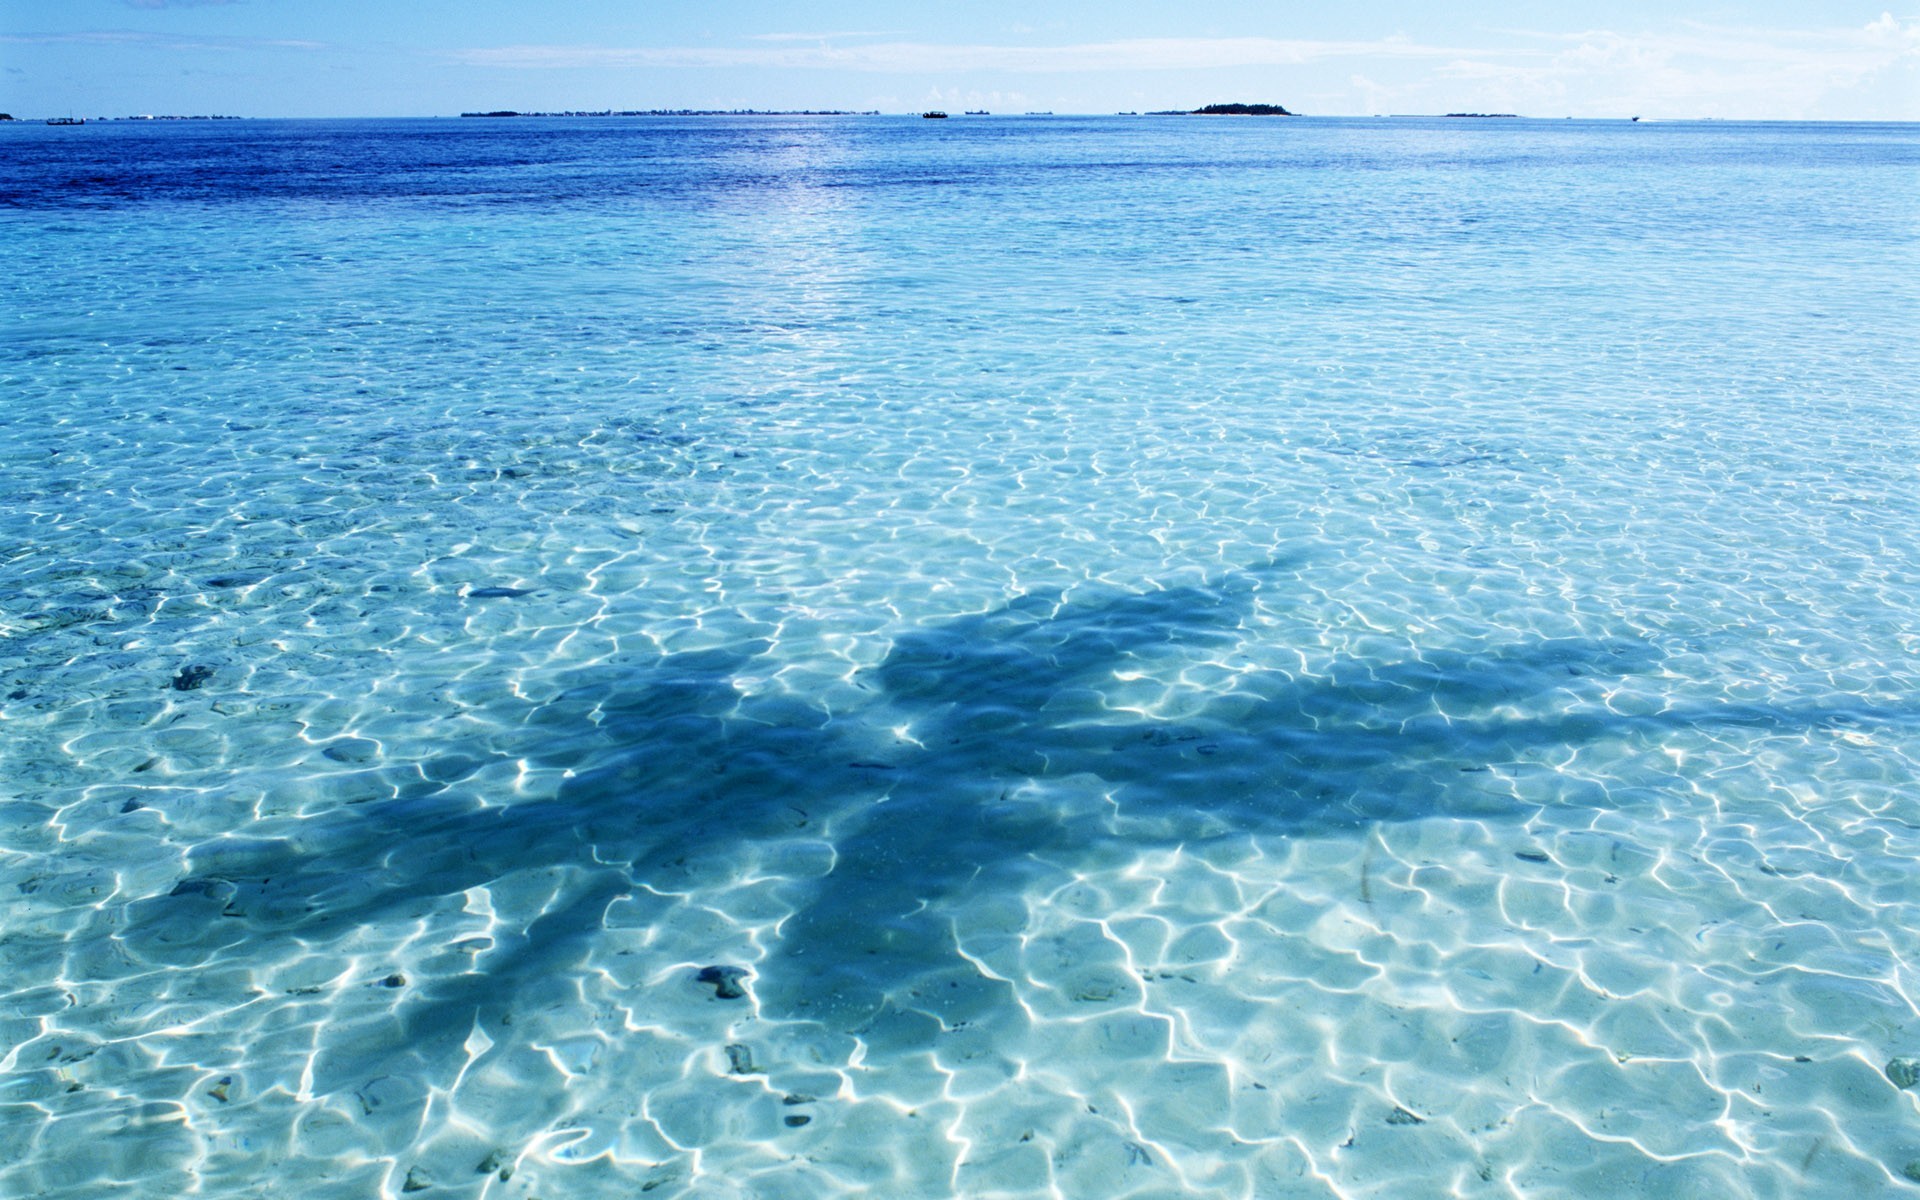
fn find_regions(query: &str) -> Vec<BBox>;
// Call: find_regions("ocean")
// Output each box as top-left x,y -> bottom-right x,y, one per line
2,114 -> 1918,1198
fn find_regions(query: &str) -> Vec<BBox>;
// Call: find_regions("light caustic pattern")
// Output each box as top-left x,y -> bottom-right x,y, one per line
1,115 -> 1919,1198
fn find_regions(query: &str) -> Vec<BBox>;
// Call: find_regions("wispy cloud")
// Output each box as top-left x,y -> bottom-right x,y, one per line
448,36 -> 1490,73
1504,13 -> 1920,57
442,17 -> 1918,118
25,17 -> 1893,118
1,30 -> 325,51
749,31 -> 899,43
1443,14 -> 1920,116
6,6 -> 1907,119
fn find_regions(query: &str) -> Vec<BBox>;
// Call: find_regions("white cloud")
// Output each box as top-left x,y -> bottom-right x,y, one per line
447,36 -> 1494,74
749,31 -> 899,43
439,22 -> 1920,117
1,30 -> 325,51
1457,16 -> 1920,117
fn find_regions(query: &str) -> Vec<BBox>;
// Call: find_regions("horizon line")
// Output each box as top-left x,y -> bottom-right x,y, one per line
10,111 -> 1920,124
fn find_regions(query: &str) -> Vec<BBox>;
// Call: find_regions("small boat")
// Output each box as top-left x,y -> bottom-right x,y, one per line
46,117 -> 85,126
921,111 -> 948,119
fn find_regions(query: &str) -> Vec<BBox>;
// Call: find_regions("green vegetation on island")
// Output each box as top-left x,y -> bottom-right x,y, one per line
1191,102 -> 1295,116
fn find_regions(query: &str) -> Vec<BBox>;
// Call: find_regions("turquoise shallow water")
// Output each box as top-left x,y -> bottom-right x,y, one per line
3,115 -> 1920,1197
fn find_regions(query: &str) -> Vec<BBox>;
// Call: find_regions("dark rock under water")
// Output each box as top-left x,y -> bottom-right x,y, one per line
696,965 -> 750,1000
171,664 -> 214,691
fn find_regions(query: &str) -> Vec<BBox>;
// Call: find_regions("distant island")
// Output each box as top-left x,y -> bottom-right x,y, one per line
460,109 -> 878,118
1443,112 -> 1519,118
1190,103 -> 1295,116
5,113 -> 241,122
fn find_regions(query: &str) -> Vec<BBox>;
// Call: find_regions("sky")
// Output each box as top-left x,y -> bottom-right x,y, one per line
3,1 -> 1917,120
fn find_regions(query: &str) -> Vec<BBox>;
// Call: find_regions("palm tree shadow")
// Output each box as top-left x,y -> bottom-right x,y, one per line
754,575 -> 1672,1022
119,565 -> 1907,1075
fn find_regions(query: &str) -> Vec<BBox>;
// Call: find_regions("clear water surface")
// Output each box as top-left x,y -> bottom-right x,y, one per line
2,115 -> 1919,1198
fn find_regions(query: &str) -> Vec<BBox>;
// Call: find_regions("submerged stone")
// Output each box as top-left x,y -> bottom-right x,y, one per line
323,739 -> 378,764
476,1149 -> 512,1180
696,964 -> 750,999
172,665 -> 214,691
724,1043 -> 760,1075
1887,1057 -> 1920,1089
467,586 -> 535,599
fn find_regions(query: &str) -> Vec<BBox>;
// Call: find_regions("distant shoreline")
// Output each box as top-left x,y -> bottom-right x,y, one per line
2,113 -> 242,123
456,103 -> 1306,120
7,111 -> 1901,126
459,109 -> 880,118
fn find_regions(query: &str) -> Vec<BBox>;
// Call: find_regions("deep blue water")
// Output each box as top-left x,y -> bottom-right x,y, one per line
3,115 -> 1919,1199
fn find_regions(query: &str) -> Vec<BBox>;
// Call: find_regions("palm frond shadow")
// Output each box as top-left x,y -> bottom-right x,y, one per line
121,567 -> 1896,1074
